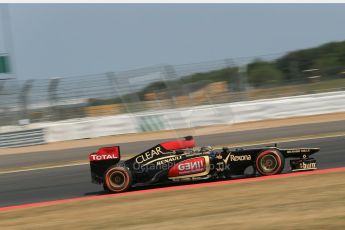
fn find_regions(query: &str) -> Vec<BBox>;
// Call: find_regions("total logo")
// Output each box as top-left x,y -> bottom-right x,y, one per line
90,154 -> 118,161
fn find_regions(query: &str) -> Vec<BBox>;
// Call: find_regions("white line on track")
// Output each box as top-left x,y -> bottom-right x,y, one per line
0,162 -> 87,175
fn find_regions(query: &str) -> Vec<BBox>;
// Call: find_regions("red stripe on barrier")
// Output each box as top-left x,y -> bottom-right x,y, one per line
1,166 -> 345,212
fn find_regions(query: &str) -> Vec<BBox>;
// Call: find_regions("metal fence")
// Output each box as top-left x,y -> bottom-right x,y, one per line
0,128 -> 45,147
1,53 -> 345,127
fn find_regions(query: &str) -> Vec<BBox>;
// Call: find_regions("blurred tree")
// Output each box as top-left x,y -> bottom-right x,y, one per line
0,55 -> 10,73
289,61 -> 301,83
277,41 -> 345,81
85,40 -> 345,107
248,60 -> 283,87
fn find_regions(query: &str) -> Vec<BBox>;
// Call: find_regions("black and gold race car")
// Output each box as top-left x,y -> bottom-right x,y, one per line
89,136 -> 319,193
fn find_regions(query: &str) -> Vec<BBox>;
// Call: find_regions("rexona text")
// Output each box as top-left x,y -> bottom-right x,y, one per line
230,155 -> 252,161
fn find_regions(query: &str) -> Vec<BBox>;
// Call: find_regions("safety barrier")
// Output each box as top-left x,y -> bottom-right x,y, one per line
0,128 -> 45,148
44,114 -> 138,143
1,91 -> 344,146
42,91 -> 345,143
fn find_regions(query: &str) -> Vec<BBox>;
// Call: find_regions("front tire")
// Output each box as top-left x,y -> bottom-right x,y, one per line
256,149 -> 284,176
104,166 -> 132,193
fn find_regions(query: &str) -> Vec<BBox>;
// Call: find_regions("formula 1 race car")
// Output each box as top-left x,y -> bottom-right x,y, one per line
89,136 -> 319,193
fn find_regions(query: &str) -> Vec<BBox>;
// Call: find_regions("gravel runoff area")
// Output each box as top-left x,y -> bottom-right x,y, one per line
1,112 -> 345,156
0,170 -> 344,229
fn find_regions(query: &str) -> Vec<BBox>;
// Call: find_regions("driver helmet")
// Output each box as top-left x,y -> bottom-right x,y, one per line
200,146 -> 213,152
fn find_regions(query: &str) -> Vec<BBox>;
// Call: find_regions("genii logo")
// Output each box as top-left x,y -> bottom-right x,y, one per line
168,157 -> 206,177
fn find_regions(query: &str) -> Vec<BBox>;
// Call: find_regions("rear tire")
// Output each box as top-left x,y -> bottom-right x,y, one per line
104,166 -> 132,193
256,149 -> 284,176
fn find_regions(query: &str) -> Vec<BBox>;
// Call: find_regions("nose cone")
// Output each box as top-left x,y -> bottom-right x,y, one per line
309,148 -> 320,155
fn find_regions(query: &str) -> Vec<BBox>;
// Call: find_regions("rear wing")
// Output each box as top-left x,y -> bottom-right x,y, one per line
89,146 -> 121,184
89,146 -> 120,162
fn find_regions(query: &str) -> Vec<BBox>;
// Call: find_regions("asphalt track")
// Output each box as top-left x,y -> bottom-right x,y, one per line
1,120 -> 345,170
0,121 -> 344,208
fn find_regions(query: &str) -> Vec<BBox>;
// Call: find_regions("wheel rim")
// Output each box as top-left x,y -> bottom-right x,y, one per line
108,171 -> 126,189
260,154 -> 278,173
